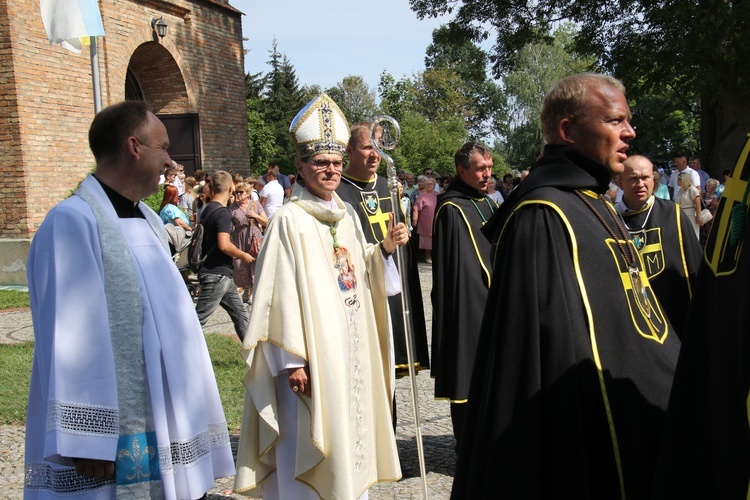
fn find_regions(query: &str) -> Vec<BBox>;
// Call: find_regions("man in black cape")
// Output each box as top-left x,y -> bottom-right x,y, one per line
451,73 -> 680,499
615,154 -> 702,339
336,122 -> 430,380
653,137 -> 750,498
431,141 -> 498,451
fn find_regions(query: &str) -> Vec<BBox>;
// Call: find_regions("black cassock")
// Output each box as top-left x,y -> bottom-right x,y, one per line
452,145 -> 680,499
336,173 -> 430,374
653,140 -> 750,499
431,178 -> 496,402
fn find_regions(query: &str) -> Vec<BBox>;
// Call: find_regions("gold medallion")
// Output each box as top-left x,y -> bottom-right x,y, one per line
628,266 -> 651,318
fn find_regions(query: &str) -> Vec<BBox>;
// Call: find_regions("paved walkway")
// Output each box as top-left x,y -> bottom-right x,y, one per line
0,263 -> 455,498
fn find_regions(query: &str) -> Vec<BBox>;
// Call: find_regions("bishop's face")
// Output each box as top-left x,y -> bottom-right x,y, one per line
297,153 -> 344,201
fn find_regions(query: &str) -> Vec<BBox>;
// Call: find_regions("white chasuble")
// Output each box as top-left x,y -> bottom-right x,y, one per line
234,188 -> 401,499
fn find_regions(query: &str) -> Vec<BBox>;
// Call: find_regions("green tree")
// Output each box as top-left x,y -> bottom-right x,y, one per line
326,76 -> 379,124
424,25 -> 508,139
246,100 -> 276,173
630,89 -> 699,160
502,24 -> 595,168
300,84 -> 323,103
387,110 -> 468,177
412,67 -> 473,123
245,69 -> 275,171
409,0 -> 750,175
245,70 -> 265,100
378,71 -> 417,124
261,38 -> 305,172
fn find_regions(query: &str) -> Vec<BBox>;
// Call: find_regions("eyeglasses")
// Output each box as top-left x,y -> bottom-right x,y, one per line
235,190 -> 245,194
308,158 -> 344,172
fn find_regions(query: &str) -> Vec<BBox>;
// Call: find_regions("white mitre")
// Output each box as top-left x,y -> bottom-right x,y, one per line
290,93 -> 350,159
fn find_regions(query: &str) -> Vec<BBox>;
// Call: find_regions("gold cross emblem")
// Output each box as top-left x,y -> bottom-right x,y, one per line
705,134 -> 749,276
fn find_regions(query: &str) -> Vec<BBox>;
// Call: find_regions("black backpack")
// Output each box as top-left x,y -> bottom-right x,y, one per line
187,206 -> 218,273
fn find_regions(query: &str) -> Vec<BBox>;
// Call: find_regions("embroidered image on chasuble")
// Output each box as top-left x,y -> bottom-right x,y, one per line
336,174 -> 431,374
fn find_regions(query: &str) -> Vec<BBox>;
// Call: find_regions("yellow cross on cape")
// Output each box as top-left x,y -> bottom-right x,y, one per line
705,134 -> 750,276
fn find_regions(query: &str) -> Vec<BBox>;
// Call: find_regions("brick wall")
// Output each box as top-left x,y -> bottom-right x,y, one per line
0,0 -> 249,240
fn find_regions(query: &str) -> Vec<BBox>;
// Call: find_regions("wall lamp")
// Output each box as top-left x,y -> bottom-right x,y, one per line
151,17 -> 168,38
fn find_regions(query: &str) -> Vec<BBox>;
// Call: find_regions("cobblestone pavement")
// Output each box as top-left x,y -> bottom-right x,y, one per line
0,262 -> 455,498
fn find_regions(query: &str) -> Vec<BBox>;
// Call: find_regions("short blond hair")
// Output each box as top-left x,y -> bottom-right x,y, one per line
541,73 -> 626,142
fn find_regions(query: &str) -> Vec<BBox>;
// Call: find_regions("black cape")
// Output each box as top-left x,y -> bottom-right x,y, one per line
653,139 -> 750,498
618,197 -> 702,339
336,173 -> 430,373
431,178 -> 497,401
452,145 -> 680,499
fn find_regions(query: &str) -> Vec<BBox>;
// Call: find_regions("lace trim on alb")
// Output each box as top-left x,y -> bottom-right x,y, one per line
46,400 -> 119,437
157,422 -> 231,473
25,462 -> 115,493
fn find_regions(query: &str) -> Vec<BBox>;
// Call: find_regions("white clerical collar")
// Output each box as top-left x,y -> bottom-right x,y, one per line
310,192 -> 338,211
615,195 -> 654,215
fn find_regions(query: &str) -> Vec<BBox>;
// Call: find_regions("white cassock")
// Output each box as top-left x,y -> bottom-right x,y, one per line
24,175 -> 235,499
234,187 -> 402,499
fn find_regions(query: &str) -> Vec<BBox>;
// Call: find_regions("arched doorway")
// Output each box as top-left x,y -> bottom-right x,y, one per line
126,42 -> 201,173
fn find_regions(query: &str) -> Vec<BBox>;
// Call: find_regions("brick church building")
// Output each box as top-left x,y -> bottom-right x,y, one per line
0,0 -> 249,285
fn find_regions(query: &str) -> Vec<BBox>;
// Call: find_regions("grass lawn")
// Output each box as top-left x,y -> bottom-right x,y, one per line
0,341 -> 34,424
0,335 -> 246,431
0,289 -> 29,310
205,334 -> 245,432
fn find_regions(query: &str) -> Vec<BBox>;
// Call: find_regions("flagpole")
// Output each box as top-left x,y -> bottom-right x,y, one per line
90,37 -> 102,113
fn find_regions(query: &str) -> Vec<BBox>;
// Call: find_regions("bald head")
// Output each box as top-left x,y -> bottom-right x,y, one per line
620,155 -> 654,209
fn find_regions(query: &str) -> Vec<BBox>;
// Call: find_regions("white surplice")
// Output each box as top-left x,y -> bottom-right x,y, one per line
25,175 -> 235,499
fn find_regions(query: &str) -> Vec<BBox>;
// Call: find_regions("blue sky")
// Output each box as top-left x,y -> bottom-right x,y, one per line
229,0 -> 453,92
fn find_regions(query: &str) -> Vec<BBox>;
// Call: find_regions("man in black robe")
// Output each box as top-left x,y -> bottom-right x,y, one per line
452,73 -> 680,499
336,123 -> 430,380
653,136 -> 750,498
431,141 -> 498,451
615,154 -> 702,339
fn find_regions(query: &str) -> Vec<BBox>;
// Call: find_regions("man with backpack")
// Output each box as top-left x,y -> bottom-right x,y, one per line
195,170 -> 254,340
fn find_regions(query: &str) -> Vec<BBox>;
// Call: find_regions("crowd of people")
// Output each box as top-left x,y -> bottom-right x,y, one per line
23,73 -> 748,499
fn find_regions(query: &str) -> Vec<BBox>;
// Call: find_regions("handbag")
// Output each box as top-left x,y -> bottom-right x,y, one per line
698,196 -> 713,224
699,208 -> 713,224
249,233 -> 262,258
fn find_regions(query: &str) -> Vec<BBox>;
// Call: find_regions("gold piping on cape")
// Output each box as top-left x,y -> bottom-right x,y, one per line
497,198 -> 626,499
434,201 -> 492,288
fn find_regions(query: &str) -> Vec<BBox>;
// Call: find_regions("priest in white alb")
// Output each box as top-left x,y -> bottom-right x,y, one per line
25,101 -> 235,499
